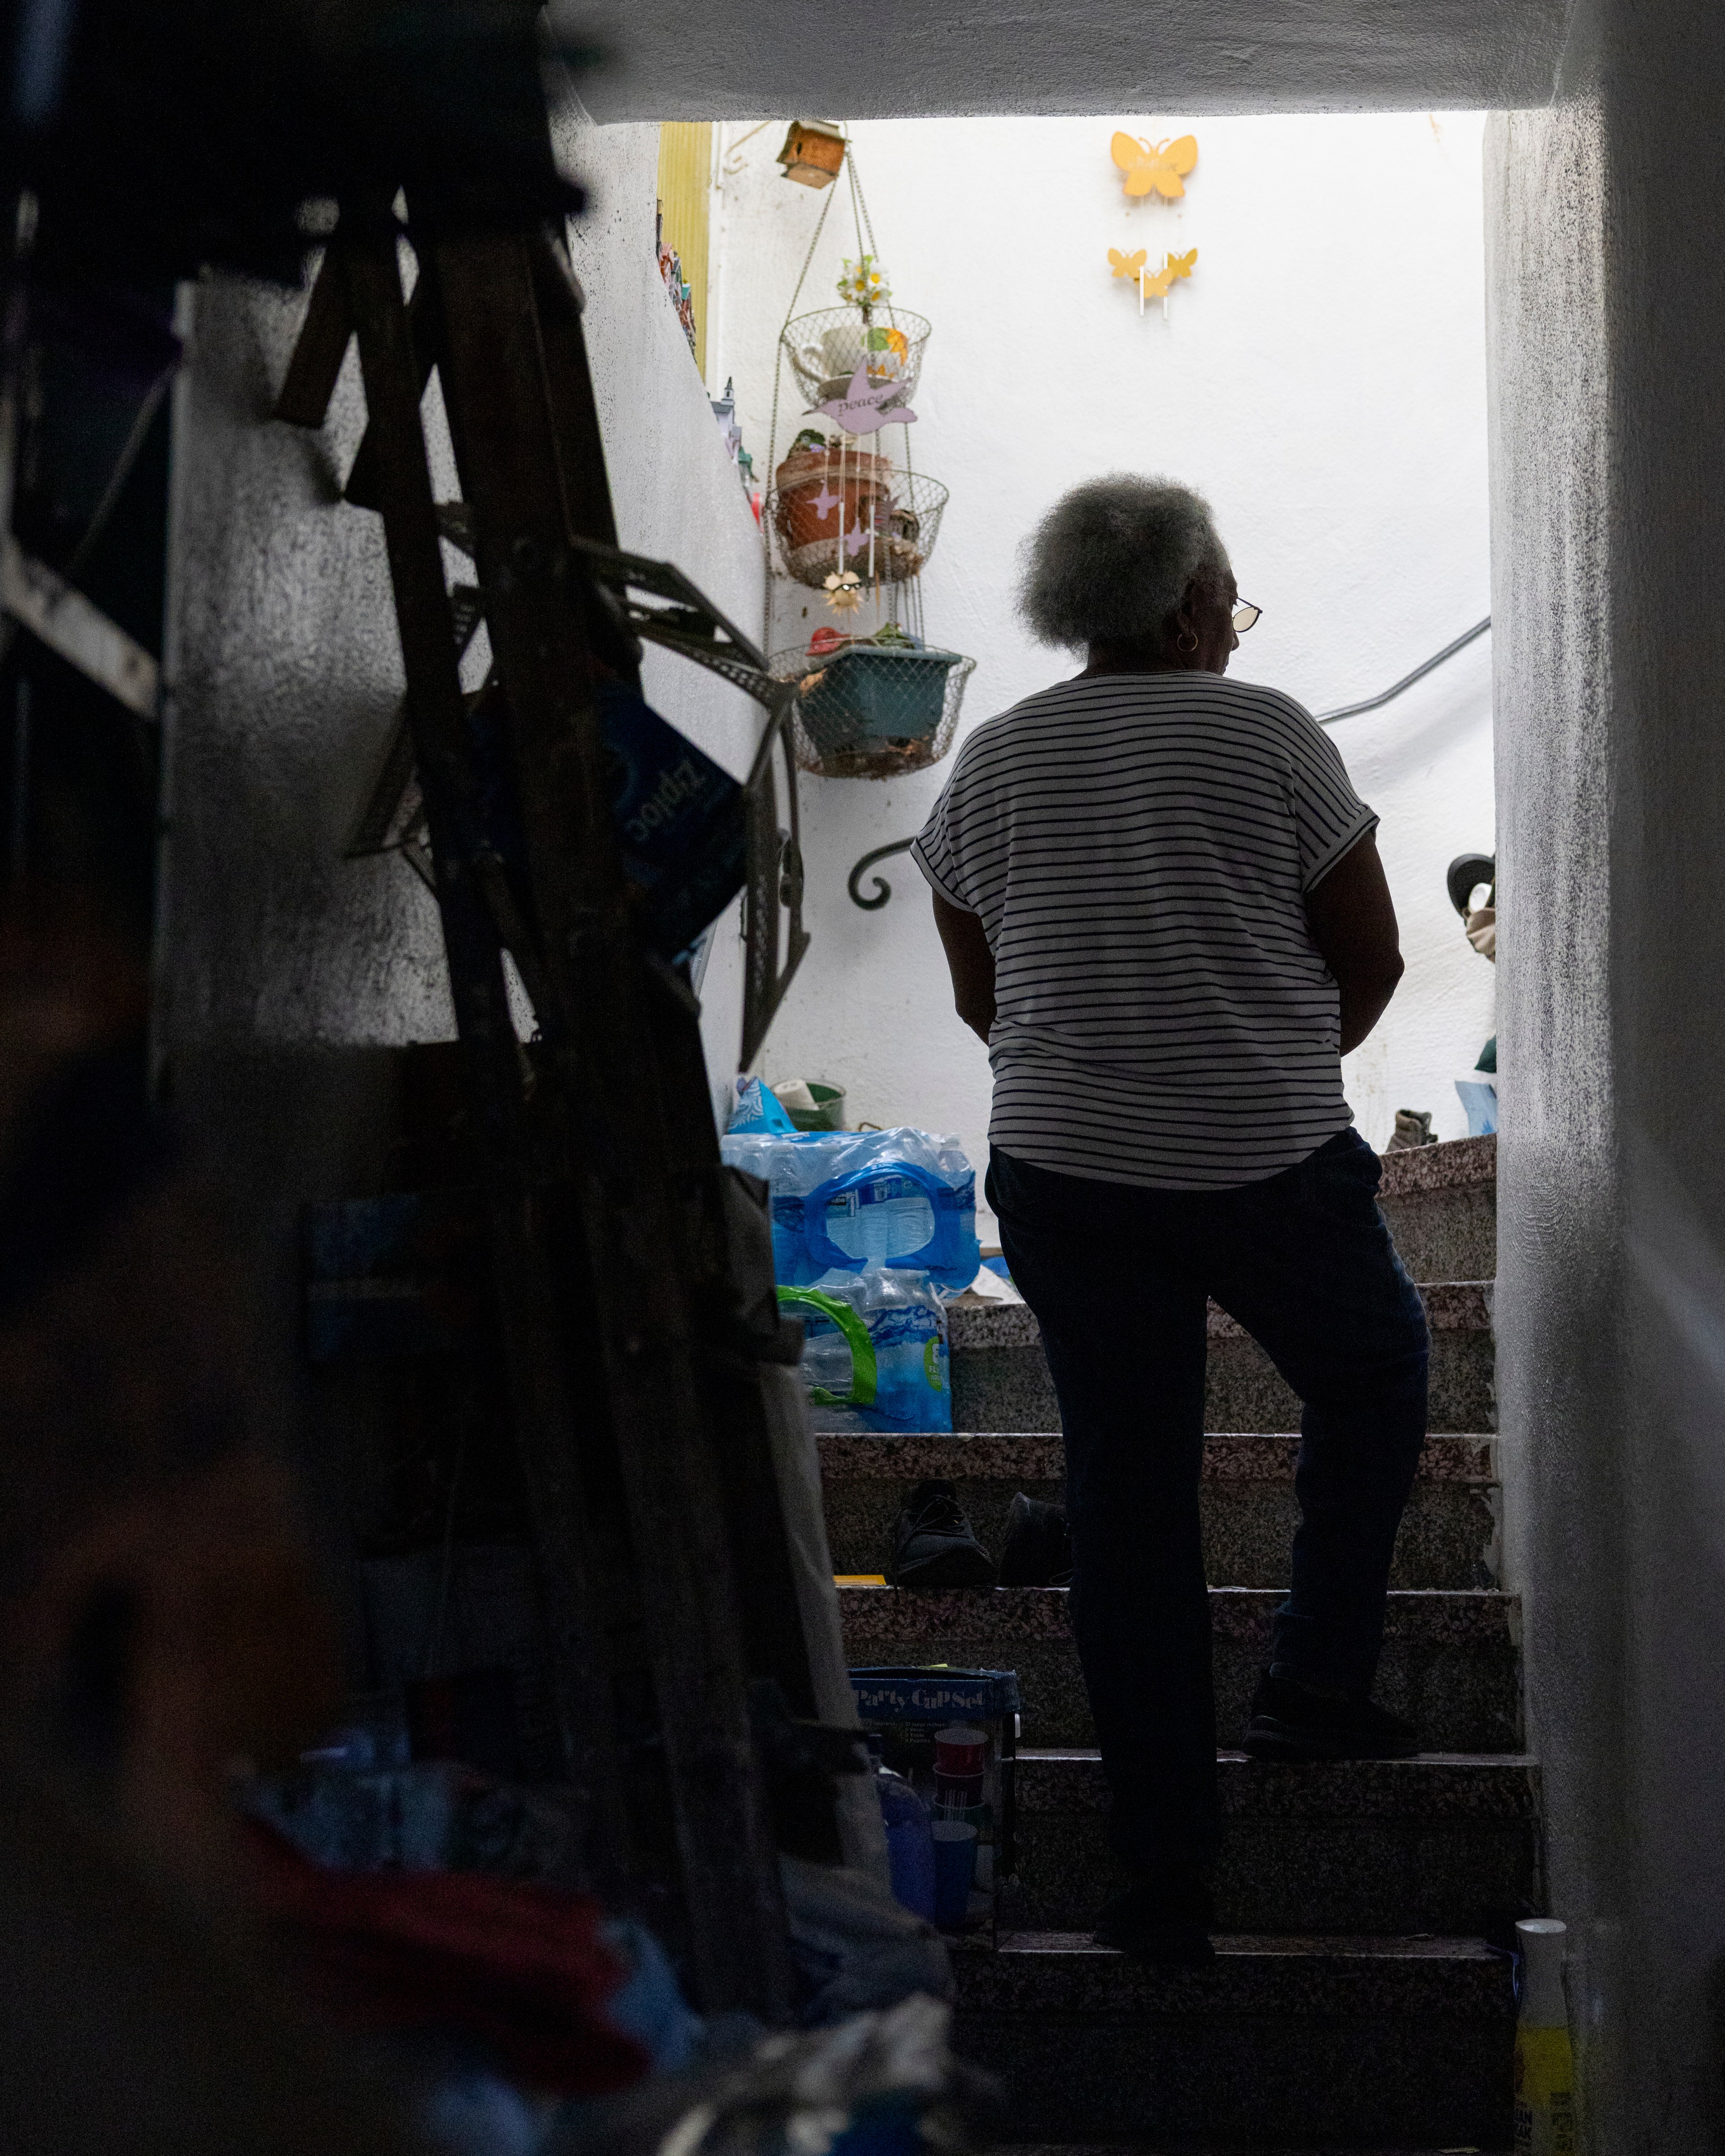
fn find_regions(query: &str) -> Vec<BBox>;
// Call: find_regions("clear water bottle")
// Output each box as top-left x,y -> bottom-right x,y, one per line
825,1176 -> 936,1266
875,1757 -> 936,1922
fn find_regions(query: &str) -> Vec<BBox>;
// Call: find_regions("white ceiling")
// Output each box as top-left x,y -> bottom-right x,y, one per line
559,0 -> 1571,124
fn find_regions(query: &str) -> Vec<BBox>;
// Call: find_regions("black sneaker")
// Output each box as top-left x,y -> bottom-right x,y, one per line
1093,1878 -> 1216,1965
1243,1669 -> 1420,1762
890,1479 -> 995,1589
996,1492 -> 1074,1587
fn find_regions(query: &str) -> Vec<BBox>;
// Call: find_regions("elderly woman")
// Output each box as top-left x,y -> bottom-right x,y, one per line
913,477 -> 1428,1963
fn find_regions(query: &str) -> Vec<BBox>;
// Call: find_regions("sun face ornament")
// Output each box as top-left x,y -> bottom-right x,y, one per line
823,569 -> 864,613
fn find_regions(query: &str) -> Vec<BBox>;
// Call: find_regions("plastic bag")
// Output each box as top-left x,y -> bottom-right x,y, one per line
720,1127 -> 979,1296
777,1266 -> 950,1434
728,1075 -> 798,1133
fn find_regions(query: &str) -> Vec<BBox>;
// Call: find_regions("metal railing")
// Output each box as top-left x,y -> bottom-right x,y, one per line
845,617 -> 1491,909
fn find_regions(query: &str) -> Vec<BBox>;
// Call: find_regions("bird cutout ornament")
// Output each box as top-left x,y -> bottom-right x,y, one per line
813,363 -> 917,434
823,569 -> 864,613
1108,247 -> 1147,280
1111,131 -> 1199,200
809,481 -> 843,523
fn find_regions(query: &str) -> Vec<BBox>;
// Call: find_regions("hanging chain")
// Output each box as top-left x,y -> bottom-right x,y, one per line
761,159 -> 840,644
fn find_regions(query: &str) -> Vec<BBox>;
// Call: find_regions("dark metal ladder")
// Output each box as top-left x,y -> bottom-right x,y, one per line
275,193 -> 819,2021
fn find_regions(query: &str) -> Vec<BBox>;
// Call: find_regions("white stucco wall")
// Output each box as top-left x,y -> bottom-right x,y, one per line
553,104 -> 770,1113
708,112 -> 1495,1199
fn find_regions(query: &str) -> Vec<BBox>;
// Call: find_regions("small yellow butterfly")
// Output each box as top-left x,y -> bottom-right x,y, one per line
1107,247 -> 1147,280
1165,247 -> 1198,281
1111,132 -> 1199,199
1141,261 -> 1175,300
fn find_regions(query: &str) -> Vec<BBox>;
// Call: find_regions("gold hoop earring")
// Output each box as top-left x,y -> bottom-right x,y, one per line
1177,630 -> 1198,653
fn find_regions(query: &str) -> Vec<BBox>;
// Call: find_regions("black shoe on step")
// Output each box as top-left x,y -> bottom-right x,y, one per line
1093,1878 -> 1216,1965
996,1492 -> 1074,1587
1243,1669 -> 1420,1762
890,1479 -> 995,1589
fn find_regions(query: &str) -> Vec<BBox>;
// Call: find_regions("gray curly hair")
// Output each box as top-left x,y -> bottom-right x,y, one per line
1017,475 -> 1229,649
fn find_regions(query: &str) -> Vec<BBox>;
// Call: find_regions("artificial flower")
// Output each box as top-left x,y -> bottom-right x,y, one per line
836,254 -> 891,309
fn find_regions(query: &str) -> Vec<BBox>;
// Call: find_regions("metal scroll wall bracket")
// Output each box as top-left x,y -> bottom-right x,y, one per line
849,834 -> 915,911
844,615 -> 1493,910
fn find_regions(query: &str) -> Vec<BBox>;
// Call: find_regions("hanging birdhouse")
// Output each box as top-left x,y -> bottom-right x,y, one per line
777,120 -> 847,189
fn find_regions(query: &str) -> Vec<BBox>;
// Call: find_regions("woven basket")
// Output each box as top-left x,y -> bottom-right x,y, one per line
768,462 -> 949,591
782,306 -> 932,406
771,640 -> 977,780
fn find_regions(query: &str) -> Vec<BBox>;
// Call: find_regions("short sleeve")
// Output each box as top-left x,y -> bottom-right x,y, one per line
1284,706 -> 1378,891
911,745 -> 978,912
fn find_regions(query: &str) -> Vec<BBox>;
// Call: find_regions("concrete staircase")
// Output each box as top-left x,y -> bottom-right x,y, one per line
820,1133 -> 1525,2151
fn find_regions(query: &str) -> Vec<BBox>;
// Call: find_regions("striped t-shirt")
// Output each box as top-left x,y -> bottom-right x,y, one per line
911,671 -> 1377,1191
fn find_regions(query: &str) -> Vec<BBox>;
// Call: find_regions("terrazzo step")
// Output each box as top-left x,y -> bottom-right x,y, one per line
1376,1132 -> 1497,1286
839,1586 -> 1522,1753
952,1932 -> 1514,2147
948,1285 -> 1495,1440
818,1432 -> 1500,1592
1010,1749 -> 1540,1935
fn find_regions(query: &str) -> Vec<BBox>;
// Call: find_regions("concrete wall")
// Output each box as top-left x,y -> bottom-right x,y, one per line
564,0 -> 1570,123
710,113 -> 1497,1193
158,113 -> 765,1438
1489,0 -> 1725,2135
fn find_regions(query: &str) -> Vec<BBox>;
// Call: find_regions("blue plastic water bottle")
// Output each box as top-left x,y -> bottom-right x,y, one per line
876,1765 -> 936,1922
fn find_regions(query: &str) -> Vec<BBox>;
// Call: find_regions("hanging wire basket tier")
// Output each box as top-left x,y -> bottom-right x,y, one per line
781,305 -> 932,406
768,452 -> 949,589
771,636 -> 976,781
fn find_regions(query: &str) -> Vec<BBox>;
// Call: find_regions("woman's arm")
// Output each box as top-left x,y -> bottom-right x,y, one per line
1304,834 -> 1405,1054
932,891 -> 996,1045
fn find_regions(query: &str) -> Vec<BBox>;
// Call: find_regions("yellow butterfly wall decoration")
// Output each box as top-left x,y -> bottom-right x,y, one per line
1111,132 -> 1198,200
1106,246 -> 1199,310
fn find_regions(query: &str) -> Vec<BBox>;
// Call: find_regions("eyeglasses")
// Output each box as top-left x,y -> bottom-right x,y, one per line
1232,602 -> 1261,633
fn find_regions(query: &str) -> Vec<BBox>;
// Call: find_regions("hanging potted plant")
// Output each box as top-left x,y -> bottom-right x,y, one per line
771,428 -> 895,562
771,622 -> 976,781
762,152 -> 971,779
769,440 -> 948,591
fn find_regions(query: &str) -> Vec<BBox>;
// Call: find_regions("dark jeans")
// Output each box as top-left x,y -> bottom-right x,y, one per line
987,1130 -> 1429,1873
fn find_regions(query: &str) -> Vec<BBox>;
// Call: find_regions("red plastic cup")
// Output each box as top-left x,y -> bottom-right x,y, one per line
934,1723 -> 988,1777
934,1770 -> 985,1809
